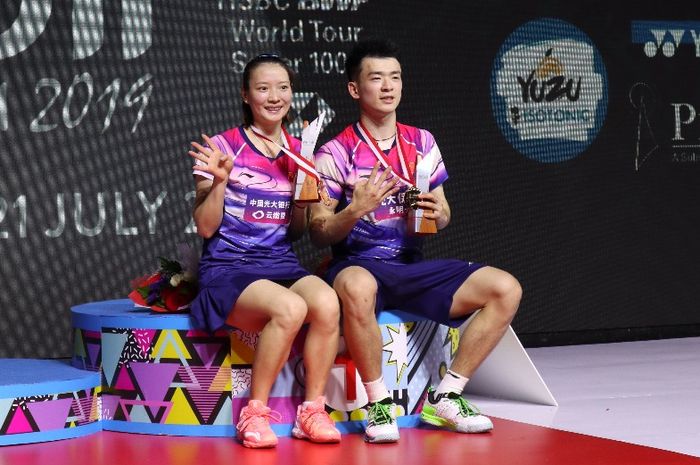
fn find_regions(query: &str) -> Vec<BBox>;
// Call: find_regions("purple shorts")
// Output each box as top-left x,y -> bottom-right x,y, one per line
190,263 -> 309,332
325,258 -> 485,328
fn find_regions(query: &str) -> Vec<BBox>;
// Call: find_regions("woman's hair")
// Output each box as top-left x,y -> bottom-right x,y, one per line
241,54 -> 296,127
345,38 -> 401,82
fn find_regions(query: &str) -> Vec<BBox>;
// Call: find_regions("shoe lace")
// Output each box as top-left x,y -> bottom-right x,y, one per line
367,402 -> 393,426
301,408 -> 335,433
237,407 -> 282,431
449,393 -> 481,417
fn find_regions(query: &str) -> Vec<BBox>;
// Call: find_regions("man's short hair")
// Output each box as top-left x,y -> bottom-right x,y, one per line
345,38 -> 401,82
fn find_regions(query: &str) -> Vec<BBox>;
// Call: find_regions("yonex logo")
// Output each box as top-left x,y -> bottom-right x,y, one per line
631,21 -> 700,58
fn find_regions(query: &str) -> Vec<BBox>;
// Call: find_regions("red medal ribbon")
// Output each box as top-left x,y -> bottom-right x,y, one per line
250,125 -> 321,182
356,121 -> 415,187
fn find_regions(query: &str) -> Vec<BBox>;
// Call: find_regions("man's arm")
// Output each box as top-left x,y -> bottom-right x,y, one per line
309,198 -> 361,248
309,162 -> 400,248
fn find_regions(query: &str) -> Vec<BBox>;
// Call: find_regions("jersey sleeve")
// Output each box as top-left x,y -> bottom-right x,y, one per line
419,129 -> 449,191
314,139 -> 349,201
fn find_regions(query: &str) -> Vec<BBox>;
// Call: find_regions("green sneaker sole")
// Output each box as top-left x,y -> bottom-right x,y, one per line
419,407 -> 458,431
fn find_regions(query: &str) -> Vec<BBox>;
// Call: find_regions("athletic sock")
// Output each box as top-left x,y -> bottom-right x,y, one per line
363,376 -> 391,403
435,369 -> 469,396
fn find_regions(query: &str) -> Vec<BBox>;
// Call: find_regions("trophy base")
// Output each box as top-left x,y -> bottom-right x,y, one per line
407,209 -> 437,235
294,175 -> 320,203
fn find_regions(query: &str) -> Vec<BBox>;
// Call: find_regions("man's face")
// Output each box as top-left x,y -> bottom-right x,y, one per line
349,57 -> 402,117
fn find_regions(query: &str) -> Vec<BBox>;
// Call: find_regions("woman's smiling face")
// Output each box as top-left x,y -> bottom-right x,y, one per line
243,62 -> 293,127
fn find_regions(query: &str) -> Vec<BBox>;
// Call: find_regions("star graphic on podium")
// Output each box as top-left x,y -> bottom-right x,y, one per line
444,328 -> 460,359
383,324 -> 409,383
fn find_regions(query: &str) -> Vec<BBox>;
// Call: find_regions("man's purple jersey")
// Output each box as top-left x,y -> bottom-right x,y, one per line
315,122 -> 448,262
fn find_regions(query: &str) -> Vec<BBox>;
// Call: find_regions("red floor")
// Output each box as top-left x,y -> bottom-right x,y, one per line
1,418 -> 698,465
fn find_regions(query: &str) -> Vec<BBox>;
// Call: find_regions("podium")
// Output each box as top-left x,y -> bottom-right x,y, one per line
0,300 -> 554,445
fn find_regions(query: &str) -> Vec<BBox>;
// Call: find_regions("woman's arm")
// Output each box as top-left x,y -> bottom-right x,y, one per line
188,135 -> 234,239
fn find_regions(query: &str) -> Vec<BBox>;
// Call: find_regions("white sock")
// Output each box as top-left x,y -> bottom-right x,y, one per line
435,369 -> 469,396
363,376 -> 391,403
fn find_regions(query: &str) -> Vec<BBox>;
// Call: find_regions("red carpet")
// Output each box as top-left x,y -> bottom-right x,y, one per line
1,418 -> 697,465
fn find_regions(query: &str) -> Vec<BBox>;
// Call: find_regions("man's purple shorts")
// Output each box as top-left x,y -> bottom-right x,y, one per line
325,258 -> 485,328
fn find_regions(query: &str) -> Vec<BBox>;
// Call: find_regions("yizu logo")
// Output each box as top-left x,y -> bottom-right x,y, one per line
516,49 -> 581,108
491,18 -> 608,163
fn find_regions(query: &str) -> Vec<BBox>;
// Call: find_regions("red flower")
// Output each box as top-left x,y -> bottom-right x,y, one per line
128,254 -> 198,313
161,284 -> 194,311
130,273 -> 160,290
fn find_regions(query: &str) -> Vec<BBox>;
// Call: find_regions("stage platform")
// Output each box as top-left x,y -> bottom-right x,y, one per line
0,359 -> 101,446
3,299 -> 551,447
5,299 -> 490,444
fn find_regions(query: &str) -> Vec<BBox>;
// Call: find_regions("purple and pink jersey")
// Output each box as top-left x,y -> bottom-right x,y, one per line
315,122 -> 448,263
193,126 -> 302,272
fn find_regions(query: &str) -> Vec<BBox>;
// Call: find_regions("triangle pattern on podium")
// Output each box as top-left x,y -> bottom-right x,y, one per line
74,330 -> 86,359
165,388 -> 198,425
26,398 -> 73,431
130,362 -> 179,401
193,343 -> 222,368
114,365 -> 135,391
102,333 -> 128,386
6,408 -> 33,434
152,330 -> 192,361
87,343 -> 100,368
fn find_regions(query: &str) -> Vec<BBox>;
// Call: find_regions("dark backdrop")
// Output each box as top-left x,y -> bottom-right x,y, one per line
1,1 -> 699,357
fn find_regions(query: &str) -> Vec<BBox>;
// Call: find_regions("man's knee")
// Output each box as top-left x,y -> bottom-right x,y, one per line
334,267 -> 378,300
334,267 -> 377,319
488,272 -> 521,323
452,268 -> 522,320
493,273 -> 522,307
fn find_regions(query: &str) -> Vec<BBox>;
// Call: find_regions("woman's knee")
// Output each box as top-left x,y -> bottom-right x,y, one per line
306,286 -> 341,327
271,294 -> 308,333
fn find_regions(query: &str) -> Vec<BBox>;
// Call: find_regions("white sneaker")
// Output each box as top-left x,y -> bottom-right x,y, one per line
420,388 -> 493,433
364,398 -> 400,443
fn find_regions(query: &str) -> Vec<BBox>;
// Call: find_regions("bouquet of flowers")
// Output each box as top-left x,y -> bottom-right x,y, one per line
129,244 -> 199,313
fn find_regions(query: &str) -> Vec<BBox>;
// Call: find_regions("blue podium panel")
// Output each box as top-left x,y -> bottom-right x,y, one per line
0,359 -> 101,446
71,300 -> 197,372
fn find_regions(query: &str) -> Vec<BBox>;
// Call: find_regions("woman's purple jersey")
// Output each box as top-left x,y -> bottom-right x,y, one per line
193,126 -> 304,273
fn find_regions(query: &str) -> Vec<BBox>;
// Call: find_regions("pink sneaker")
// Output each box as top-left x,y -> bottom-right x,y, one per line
292,396 -> 341,443
236,400 -> 281,448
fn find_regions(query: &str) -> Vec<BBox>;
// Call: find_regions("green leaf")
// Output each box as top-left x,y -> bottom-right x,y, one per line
158,257 -> 183,276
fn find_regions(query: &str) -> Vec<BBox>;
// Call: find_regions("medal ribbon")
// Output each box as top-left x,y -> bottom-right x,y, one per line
250,125 -> 321,182
356,121 -> 414,187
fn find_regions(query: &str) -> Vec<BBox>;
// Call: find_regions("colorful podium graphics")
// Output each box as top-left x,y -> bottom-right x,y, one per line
0,300 -> 553,445
0,359 -> 101,446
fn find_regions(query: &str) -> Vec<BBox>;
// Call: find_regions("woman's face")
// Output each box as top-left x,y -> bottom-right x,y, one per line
243,62 -> 292,128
